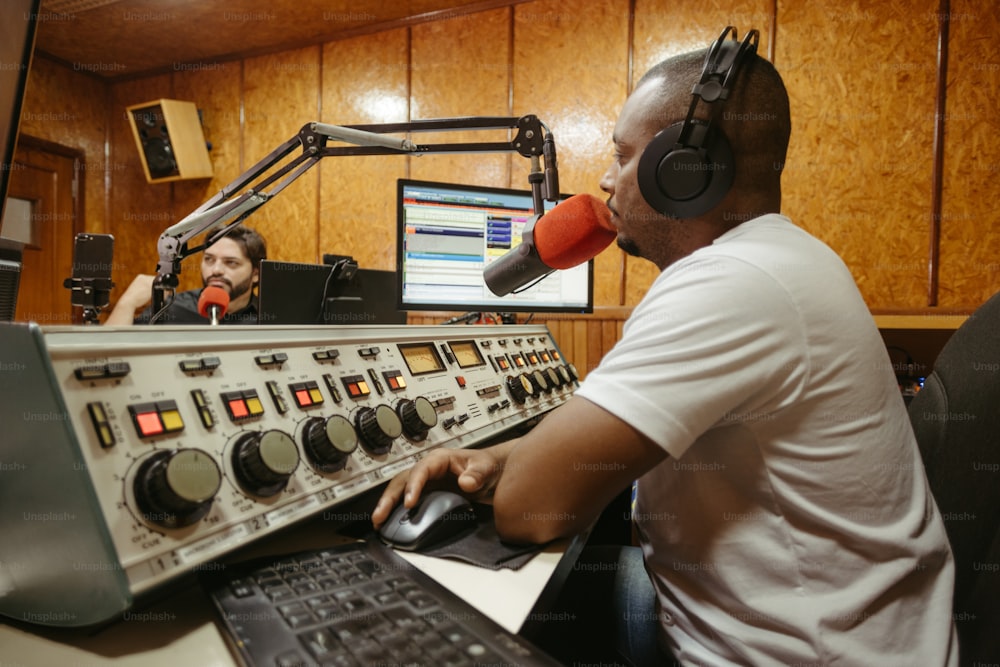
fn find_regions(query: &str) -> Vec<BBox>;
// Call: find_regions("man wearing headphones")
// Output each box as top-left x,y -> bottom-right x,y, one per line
373,29 -> 957,666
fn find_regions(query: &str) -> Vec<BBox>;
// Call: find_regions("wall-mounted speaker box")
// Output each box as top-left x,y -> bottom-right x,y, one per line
126,99 -> 213,184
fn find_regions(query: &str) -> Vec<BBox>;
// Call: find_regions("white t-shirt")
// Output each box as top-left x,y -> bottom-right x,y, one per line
576,214 -> 957,666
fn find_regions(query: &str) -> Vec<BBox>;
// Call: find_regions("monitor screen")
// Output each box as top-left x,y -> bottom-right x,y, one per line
257,260 -> 405,325
396,179 -> 593,314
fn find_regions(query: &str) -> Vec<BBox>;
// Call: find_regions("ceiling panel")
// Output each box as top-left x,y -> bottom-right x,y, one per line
34,0 -> 525,79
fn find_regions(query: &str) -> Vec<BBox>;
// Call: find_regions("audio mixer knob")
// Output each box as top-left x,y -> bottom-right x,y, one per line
557,365 -> 573,385
506,374 -> 532,404
396,396 -> 438,440
355,405 -> 403,455
232,430 -> 300,497
546,367 -> 562,388
531,369 -> 551,394
565,363 -> 579,382
134,448 -> 221,529
302,415 -> 358,473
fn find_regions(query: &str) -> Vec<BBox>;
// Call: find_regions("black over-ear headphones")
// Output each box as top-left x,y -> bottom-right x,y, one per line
637,26 -> 760,219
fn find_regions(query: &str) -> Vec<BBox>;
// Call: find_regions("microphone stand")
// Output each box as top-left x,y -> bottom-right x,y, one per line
150,117 -> 561,319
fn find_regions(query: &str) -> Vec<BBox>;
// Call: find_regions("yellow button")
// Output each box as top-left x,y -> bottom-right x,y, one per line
160,410 -> 185,432
308,388 -> 324,404
245,397 -> 265,416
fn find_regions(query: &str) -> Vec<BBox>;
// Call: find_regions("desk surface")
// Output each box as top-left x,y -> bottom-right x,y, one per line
0,519 -> 579,666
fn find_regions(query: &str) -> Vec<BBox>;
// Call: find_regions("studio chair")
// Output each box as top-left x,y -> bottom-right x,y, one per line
907,290 -> 1000,664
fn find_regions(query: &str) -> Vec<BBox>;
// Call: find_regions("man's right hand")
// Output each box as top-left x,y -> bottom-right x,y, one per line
371,441 -> 515,529
104,274 -> 155,325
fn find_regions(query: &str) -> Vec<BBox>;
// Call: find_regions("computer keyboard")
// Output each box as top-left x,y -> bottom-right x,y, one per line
204,538 -> 561,667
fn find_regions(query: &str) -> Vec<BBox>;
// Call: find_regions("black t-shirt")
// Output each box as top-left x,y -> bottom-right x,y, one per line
134,289 -> 258,324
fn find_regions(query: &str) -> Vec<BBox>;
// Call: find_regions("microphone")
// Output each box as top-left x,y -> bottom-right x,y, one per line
197,286 -> 230,325
484,194 -> 615,297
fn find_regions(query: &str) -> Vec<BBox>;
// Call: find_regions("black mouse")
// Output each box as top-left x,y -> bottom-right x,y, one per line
378,490 -> 477,551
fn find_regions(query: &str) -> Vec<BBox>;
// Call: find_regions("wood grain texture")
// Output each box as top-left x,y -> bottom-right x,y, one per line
242,46 -> 322,266
937,1 -> 1000,308
320,29 -> 409,271
512,0 -> 630,307
777,0 -> 938,309
409,8 -> 513,188
19,58 -> 108,236
107,74 -> 175,308
171,61 -> 244,292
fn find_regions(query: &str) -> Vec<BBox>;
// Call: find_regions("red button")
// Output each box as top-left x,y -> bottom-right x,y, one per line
456,376 -> 466,388
294,389 -> 312,407
136,411 -> 163,436
229,399 -> 249,419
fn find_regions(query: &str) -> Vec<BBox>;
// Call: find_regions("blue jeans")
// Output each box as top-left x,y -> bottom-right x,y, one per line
528,545 -> 675,666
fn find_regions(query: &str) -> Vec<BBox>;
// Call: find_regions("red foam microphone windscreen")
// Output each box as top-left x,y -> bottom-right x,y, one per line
198,285 -> 230,319
533,194 -> 616,269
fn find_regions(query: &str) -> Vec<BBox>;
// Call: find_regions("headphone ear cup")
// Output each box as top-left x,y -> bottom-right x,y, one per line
637,120 -> 736,219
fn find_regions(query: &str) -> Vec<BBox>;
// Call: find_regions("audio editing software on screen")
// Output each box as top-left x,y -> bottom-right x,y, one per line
397,179 -> 592,313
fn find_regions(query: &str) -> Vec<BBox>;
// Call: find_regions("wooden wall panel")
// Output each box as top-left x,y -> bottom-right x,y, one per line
108,74 -> 175,305
938,2 -> 1000,308
171,61 -> 244,292
320,30 -> 409,271
410,9 -> 513,188
512,0 -> 630,307
241,47 -> 322,266
18,58 -> 107,236
777,0 -> 938,310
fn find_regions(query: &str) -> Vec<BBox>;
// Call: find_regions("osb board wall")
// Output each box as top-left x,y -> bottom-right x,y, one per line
17,0 -> 1000,313
777,0 -> 938,310
938,1 -> 1000,308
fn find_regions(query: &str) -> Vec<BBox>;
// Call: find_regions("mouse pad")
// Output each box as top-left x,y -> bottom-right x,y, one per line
417,503 -> 545,570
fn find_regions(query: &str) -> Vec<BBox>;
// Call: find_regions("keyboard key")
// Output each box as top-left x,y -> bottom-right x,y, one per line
204,539 -> 560,667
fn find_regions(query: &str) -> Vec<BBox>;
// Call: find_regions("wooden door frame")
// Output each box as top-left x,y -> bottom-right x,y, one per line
11,134 -> 87,323
15,134 -> 85,235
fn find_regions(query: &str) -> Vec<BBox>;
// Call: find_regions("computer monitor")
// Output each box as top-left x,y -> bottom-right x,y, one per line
0,0 -> 39,322
396,179 -> 593,314
257,260 -> 405,325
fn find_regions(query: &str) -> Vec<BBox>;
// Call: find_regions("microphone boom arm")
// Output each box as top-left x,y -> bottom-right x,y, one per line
151,115 -> 558,317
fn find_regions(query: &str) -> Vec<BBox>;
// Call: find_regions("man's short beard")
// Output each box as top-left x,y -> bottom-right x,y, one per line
204,275 -> 253,304
617,237 -> 641,257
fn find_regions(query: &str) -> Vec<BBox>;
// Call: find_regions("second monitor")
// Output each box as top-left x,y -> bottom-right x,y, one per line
257,260 -> 405,325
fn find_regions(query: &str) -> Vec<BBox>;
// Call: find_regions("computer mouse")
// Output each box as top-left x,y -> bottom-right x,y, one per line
378,490 -> 477,551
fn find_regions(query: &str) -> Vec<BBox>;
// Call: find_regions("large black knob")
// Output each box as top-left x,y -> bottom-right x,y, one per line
545,367 -> 562,389
530,369 -> 551,394
302,415 -> 358,473
396,396 -> 438,440
134,449 -> 221,529
232,430 -> 300,497
506,374 -> 532,404
564,363 -> 579,382
355,405 -> 402,455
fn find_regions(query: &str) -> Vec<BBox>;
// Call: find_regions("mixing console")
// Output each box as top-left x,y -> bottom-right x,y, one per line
0,323 -> 576,626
